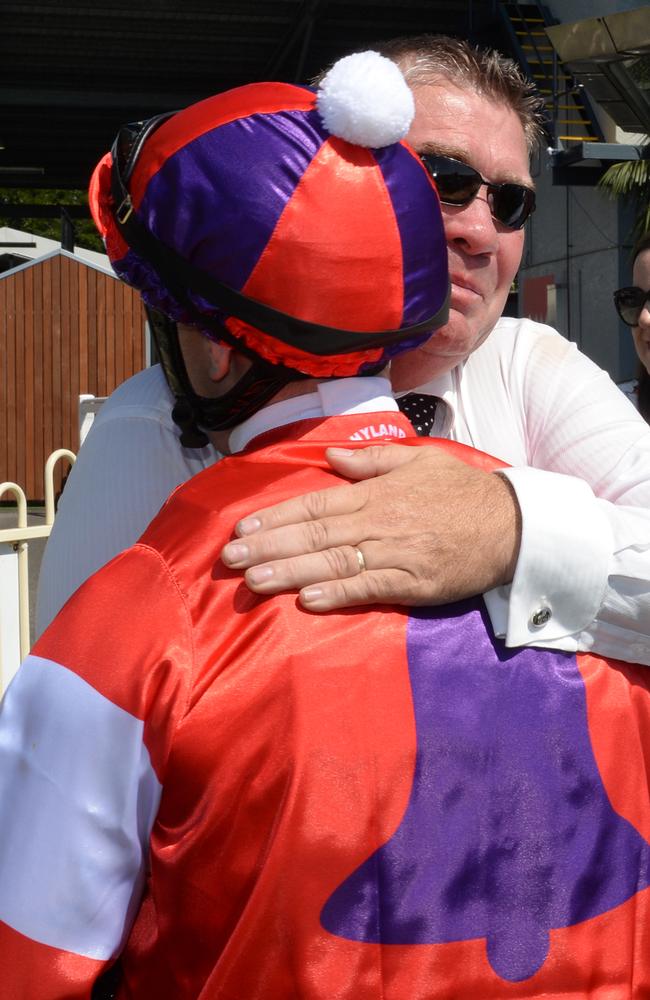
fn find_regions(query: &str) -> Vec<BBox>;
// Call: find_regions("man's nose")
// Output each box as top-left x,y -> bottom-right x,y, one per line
638,300 -> 650,328
443,191 -> 499,256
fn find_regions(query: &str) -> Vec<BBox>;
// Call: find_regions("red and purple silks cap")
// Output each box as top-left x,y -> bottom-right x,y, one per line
89,52 -> 449,377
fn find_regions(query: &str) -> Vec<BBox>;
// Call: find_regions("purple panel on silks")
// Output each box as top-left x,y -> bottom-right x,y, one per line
374,144 -> 449,329
321,597 -> 650,983
138,109 -> 326,293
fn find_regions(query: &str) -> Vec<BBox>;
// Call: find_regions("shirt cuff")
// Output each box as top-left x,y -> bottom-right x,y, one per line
483,467 -> 613,651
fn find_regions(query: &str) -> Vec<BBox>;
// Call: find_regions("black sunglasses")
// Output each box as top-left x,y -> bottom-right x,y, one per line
420,154 -> 536,231
613,286 -> 650,327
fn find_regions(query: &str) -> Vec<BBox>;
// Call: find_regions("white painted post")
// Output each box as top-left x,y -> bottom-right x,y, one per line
78,394 -> 107,445
0,484 -> 29,694
45,450 -> 76,525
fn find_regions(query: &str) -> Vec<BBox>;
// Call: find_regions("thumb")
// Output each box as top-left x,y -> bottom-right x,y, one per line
325,443 -> 420,481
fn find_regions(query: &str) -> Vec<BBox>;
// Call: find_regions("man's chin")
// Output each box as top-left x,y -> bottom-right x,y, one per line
391,343 -> 469,389
420,316 -> 479,362
391,314 -> 486,388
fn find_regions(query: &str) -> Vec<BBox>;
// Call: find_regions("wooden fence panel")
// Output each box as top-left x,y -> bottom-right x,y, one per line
4,277 -> 17,493
1,253 -> 146,500
32,264 -> 44,500
23,267 -> 35,498
41,257 -> 54,470
14,269 -> 26,492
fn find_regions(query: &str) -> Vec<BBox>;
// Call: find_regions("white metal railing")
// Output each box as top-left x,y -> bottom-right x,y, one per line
0,449 -> 76,695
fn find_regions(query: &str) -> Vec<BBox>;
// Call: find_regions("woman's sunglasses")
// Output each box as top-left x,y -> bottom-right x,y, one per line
420,154 -> 536,231
613,286 -> 650,327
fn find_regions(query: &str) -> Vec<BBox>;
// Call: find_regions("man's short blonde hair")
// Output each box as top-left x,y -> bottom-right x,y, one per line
333,35 -> 547,153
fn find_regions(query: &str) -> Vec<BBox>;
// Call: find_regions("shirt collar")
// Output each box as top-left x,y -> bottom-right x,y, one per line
228,376 -> 397,454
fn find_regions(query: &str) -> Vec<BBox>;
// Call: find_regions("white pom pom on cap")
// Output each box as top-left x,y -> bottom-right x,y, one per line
316,50 -> 415,149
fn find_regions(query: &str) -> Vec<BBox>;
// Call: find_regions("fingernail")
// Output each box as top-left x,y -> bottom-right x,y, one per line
223,542 -> 249,565
237,517 -> 262,535
327,448 -> 355,457
248,565 -> 274,585
301,587 -> 324,603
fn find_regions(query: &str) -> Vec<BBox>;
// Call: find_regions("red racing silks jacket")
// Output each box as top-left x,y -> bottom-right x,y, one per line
1,411 -> 650,1000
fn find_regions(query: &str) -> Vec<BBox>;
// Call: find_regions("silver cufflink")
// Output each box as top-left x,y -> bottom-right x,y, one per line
530,606 -> 552,628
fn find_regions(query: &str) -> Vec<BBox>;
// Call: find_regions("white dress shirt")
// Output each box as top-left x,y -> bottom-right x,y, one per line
36,317 -> 650,668
414,317 -> 650,663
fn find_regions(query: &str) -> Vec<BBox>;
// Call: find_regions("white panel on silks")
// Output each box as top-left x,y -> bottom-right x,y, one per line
0,654 -> 162,959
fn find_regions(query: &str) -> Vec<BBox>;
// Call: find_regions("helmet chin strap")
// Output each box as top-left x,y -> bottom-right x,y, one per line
146,307 -> 312,447
147,306 -> 387,448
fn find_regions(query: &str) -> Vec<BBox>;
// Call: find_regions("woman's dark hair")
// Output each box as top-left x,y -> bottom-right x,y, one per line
632,232 -> 650,264
632,231 -> 650,264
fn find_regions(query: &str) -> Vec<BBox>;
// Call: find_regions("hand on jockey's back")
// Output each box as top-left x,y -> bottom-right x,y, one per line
221,442 -> 521,611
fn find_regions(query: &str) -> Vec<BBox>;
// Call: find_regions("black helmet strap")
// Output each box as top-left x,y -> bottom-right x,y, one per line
146,308 -> 317,446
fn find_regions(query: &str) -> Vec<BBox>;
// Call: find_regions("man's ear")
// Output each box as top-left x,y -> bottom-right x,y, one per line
206,339 -> 233,383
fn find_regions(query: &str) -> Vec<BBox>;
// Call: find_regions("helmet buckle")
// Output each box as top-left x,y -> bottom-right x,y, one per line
116,195 -> 133,225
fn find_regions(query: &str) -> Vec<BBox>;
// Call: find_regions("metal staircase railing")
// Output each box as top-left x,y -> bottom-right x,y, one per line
498,2 -> 604,148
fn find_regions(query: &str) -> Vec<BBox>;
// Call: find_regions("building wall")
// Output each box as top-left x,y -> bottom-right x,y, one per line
519,149 -> 638,380
516,2 -> 645,381
1,251 -> 146,500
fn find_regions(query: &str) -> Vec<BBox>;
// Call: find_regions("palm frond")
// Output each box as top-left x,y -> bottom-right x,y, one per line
597,154 -> 650,239
597,158 -> 650,197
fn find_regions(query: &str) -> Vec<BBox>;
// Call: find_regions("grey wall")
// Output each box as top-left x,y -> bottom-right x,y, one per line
515,1 -> 644,381
518,149 -> 638,380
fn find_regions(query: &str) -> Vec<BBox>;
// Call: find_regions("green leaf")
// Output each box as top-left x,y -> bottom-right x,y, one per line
597,149 -> 650,239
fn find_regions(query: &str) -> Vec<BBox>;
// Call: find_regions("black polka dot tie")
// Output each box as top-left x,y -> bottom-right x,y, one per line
397,393 -> 440,436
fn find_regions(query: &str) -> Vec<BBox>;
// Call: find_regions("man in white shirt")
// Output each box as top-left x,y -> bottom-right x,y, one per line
219,35 -> 650,665
36,36 -> 650,668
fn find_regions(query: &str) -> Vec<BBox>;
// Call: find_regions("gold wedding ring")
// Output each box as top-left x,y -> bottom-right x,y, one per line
354,546 -> 367,573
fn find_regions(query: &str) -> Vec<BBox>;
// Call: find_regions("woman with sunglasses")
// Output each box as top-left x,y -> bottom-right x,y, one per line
615,233 -> 650,422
